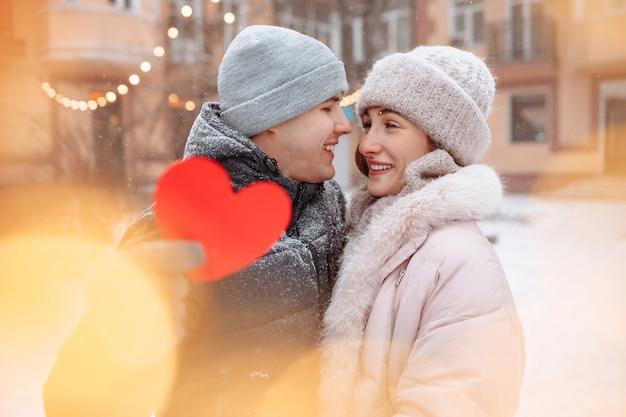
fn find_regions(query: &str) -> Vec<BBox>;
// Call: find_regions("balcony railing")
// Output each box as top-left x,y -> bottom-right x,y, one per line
34,7 -> 161,79
486,17 -> 557,64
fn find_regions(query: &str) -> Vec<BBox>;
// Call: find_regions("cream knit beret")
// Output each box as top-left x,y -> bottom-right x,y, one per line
357,46 -> 495,166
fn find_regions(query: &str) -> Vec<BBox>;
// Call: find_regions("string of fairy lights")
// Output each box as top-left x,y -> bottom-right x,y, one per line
40,1 -> 359,112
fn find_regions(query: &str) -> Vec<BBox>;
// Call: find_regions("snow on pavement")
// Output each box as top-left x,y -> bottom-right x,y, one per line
1,194 -> 625,417
480,194 -> 626,417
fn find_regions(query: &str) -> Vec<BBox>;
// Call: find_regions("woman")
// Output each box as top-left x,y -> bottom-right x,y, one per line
319,46 -> 525,417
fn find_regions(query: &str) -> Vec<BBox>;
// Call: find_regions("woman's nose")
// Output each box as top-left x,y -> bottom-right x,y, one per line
358,130 -> 381,156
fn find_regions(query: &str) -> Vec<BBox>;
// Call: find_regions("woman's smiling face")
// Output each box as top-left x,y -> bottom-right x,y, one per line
358,107 -> 433,197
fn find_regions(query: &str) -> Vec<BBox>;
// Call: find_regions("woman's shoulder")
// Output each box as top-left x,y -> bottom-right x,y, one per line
427,221 -> 489,249
415,221 -> 502,279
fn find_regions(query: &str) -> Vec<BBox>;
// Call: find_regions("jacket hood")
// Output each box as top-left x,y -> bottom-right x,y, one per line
183,102 -> 299,198
184,102 -> 261,163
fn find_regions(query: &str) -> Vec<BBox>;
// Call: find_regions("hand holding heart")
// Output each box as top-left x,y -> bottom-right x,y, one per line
153,157 -> 292,282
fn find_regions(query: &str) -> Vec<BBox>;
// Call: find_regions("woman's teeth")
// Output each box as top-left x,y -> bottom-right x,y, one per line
370,164 -> 393,171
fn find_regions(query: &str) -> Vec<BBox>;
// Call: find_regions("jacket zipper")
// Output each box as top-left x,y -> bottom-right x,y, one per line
395,267 -> 406,286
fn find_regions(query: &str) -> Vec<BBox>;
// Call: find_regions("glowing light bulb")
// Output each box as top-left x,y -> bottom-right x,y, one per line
129,74 -> 140,85
181,5 -> 192,17
224,12 -> 235,24
167,27 -> 179,39
153,46 -> 165,57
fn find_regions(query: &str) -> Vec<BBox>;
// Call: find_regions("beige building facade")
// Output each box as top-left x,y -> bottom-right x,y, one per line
2,0 -> 625,196
414,0 -> 626,193
1,0 -> 236,189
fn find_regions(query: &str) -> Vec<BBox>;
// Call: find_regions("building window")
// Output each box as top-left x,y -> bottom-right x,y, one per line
93,100 -> 125,184
0,0 -> 12,38
607,0 -> 626,12
380,7 -> 412,55
510,0 -> 547,60
600,79 -> 626,174
351,16 -> 365,64
277,3 -> 342,57
451,0 -> 484,47
510,94 -> 547,143
168,0 -> 206,63
109,0 -> 137,11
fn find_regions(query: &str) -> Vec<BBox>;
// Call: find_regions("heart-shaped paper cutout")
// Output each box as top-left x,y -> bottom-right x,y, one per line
153,157 -> 292,282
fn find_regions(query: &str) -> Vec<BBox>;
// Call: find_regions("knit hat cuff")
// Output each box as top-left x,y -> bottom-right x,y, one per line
221,61 -> 347,137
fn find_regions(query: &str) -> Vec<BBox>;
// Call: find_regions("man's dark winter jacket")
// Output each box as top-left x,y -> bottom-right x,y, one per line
43,102 -> 347,417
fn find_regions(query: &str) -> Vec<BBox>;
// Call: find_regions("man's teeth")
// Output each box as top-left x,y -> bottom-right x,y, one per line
370,164 -> 393,171
323,144 -> 335,151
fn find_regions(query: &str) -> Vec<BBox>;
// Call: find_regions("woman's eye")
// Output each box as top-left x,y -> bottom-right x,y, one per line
386,122 -> 399,128
361,122 -> 372,129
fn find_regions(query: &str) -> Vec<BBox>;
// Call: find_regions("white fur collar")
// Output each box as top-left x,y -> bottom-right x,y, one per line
319,160 -> 503,417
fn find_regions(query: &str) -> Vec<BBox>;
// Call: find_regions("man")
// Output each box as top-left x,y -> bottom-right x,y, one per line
44,25 -> 352,417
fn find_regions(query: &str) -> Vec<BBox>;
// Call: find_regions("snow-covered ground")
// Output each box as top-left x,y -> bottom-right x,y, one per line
1,194 -> 625,417
479,194 -> 626,417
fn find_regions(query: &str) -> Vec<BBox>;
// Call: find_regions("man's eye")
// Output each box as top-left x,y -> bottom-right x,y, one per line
386,122 -> 399,128
361,122 -> 371,129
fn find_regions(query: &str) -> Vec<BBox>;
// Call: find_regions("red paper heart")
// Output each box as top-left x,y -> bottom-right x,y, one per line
153,157 -> 292,282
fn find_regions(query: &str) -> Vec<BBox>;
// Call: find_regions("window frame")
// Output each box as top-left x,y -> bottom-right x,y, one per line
109,0 -> 139,13
450,0 -> 485,48
509,92 -> 549,144
0,0 -> 13,37
606,0 -> 626,13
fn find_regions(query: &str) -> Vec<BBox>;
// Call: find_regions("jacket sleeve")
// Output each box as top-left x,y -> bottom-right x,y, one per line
210,232 -> 320,329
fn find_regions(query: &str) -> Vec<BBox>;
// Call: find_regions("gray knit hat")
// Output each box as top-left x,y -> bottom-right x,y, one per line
357,45 -> 495,166
218,25 -> 348,137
